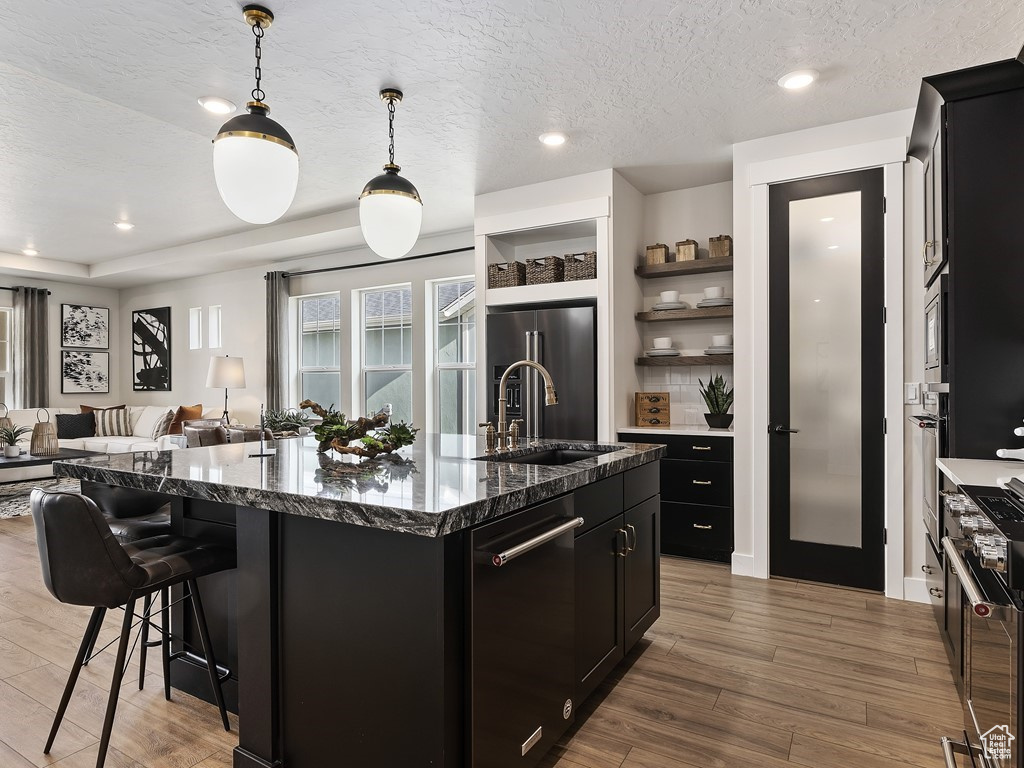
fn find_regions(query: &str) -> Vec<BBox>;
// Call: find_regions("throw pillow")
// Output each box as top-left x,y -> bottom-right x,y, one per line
167,404 -> 203,435
81,404 -> 125,413
55,412 -> 96,439
151,409 -> 174,439
94,407 -> 132,437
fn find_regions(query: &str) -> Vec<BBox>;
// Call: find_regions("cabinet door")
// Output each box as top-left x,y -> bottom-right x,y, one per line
624,495 -> 660,650
574,515 -> 625,703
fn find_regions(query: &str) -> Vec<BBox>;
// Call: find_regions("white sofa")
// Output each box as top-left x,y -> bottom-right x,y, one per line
8,406 -> 193,454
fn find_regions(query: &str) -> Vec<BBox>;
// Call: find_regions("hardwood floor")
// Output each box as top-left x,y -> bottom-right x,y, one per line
0,513 -> 960,767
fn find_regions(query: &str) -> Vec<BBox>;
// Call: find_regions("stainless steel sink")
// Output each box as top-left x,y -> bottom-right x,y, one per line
475,447 -> 616,465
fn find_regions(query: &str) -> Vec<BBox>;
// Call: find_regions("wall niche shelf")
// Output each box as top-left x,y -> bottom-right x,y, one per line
635,256 -> 733,279
636,355 -> 734,367
485,278 -> 598,307
635,307 -> 733,323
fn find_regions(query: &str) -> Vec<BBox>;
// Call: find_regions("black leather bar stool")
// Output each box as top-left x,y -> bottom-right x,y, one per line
30,489 -> 235,768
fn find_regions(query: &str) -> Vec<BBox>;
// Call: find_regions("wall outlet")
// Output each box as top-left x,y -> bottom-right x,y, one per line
904,382 -> 921,405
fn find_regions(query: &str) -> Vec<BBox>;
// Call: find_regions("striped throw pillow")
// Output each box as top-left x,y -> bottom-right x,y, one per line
94,407 -> 132,437
151,409 -> 174,439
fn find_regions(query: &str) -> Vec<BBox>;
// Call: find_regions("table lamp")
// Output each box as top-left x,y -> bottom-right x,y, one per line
207,355 -> 246,424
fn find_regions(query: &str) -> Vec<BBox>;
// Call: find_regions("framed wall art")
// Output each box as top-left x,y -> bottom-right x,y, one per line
61,304 -> 109,349
132,306 -> 172,391
61,350 -> 110,394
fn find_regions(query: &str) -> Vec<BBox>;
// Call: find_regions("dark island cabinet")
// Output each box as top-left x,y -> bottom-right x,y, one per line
573,466 -> 660,703
619,432 -> 734,563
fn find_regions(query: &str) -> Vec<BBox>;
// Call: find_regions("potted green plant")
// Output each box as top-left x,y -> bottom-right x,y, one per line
0,425 -> 32,458
263,408 -> 311,435
698,374 -> 734,429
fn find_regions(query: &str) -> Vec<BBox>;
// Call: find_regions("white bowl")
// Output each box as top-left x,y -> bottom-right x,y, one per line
652,336 -> 673,349
704,286 -> 725,299
659,290 -> 680,305
712,334 -> 733,347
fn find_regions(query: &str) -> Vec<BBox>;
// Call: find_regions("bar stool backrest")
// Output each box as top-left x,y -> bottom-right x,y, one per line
88,483 -> 172,521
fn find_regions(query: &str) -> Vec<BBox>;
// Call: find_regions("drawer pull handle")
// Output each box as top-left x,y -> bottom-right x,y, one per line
617,528 -> 628,557
648,407 -> 661,413
921,564 -> 934,575
626,524 -> 637,552
693,524 -> 713,530
692,480 -> 712,486
692,445 -> 712,451
929,587 -> 943,598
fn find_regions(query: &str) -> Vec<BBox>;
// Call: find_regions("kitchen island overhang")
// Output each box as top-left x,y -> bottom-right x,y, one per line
53,435 -> 665,768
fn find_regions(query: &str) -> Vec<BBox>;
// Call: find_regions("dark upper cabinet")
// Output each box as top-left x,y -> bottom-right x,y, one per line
921,119 -> 945,287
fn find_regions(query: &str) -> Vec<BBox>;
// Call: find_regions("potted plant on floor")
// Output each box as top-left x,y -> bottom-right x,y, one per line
699,374 -> 734,429
0,425 -> 32,458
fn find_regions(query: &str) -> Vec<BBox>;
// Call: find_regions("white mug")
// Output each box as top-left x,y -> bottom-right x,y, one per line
659,290 -> 680,304
704,286 -> 725,299
712,334 -> 733,347
652,336 -> 673,349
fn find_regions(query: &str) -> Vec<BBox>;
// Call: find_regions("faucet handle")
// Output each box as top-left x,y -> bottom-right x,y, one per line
479,422 -> 497,454
509,419 -> 525,446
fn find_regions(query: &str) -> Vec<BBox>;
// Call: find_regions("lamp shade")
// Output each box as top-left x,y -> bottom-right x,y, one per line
359,164 -> 422,260
207,356 -> 246,389
213,105 -> 299,225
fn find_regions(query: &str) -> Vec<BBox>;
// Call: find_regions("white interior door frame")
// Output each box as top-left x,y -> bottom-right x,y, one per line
744,138 -> 906,598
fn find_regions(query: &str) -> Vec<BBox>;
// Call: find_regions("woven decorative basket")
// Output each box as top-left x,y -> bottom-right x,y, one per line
526,256 -> 565,285
564,251 -> 597,281
30,408 -> 59,456
487,261 -> 526,289
0,404 -> 12,433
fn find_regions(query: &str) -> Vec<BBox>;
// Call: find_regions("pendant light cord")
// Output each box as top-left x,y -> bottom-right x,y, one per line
388,96 -> 396,165
251,22 -> 266,103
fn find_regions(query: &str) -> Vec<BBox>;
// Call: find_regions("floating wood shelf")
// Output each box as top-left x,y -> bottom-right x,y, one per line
635,256 -> 733,279
636,355 -> 734,367
635,307 -> 733,322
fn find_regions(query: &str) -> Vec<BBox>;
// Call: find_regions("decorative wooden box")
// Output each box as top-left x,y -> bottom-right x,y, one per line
709,235 -> 733,260
645,243 -> 670,265
675,239 -> 698,261
635,392 -> 670,428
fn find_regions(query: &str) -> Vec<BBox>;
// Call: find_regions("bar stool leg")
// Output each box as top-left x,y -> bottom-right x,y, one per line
160,587 -> 171,701
44,607 -> 105,753
96,597 -> 137,768
187,579 -> 230,732
81,607 -> 106,667
137,594 -> 152,690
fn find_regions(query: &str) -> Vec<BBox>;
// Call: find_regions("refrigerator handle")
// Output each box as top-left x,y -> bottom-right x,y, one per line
533,331 -> 543,439
524,331 -> 534,439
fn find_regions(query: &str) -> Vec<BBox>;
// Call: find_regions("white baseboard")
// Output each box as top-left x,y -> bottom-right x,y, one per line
903,576 -> 931,605
731,552 -> 757,577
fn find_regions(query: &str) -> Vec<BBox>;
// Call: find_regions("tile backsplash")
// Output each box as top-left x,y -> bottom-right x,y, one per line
641,366 -> 733,425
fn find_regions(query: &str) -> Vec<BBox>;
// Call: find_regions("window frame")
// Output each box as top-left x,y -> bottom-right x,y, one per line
431,277 -> 476,435
0,307 -> 11,404
295,291 -> 343,410
359,283 -> 413,421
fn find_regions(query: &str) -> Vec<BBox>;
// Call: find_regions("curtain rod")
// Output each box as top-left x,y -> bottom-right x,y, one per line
271,246 -> 475,279
0,286 -> 51,295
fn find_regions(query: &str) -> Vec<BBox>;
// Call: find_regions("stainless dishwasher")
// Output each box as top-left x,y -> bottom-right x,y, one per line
469,494 -> 582,768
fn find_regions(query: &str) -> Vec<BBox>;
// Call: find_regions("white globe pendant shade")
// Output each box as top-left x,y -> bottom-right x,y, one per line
359,164 -> 423,259
213,104 -> 298,225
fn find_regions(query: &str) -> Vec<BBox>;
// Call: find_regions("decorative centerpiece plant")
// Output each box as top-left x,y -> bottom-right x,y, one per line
262,408 -> 310,435
698,374 -> 734,429
0,425 -> 32,458
299,400 -> 419,459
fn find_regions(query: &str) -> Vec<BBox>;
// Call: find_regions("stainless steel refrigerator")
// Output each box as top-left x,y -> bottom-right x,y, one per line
486,305 -> 596,441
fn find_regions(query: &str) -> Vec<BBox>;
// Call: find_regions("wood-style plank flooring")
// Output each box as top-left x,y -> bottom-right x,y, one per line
0,513 -> 960,767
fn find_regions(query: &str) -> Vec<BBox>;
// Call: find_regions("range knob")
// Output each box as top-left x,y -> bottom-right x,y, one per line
980,544 -> 1008,572
960,515 -> 995,536
973,534 -> 1006,555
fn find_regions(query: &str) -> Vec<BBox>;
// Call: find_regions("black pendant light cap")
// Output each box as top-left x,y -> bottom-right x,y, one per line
215,102 -> 297,153
359,165 -> 421,203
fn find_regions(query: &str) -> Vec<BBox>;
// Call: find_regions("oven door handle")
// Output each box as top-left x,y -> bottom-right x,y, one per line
941,536 -> 1009,620
940,736 -> 982,768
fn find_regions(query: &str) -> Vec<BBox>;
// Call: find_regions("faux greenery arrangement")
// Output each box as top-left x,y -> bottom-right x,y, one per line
263,408 -> 310,434
698,374 -> 734,429
299,400 -> 419,459
0,425 -> 31,447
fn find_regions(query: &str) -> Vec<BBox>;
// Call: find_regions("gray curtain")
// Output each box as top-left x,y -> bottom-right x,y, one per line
13,286 -> 48,408
266,271 -> 289,412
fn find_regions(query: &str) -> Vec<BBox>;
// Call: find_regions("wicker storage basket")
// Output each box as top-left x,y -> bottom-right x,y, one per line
30,408 -> 58,456
645,243 -> 671,265
487,261 -> 526,289
526,256 -> 565,285
709,234 -> 733,260
675,239 -> 698,261
564,251 -> 597,281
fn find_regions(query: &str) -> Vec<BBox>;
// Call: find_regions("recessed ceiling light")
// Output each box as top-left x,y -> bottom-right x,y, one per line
814,299 -> 821,303
198,96 -> 237,115
827,245 -> 839,250
21,248 -> 38,257
778,70 -> 819,90
539,131 -> 568,146
820,217 -> 835,222
114,221 -> 135,231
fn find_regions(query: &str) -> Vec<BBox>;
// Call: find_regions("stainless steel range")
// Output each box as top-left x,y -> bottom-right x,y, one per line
940,483 -> 1024,768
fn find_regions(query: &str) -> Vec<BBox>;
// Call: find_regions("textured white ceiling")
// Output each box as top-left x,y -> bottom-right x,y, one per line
0,0 -> 1022,285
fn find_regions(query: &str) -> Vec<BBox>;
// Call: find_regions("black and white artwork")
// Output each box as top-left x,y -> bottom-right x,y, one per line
132,307 -> 171,391
61,304 -> 109,349
61,351 -> 109,394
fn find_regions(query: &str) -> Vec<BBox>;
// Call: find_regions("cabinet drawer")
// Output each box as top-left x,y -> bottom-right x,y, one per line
573,474 -> 623,536
660,459 -> 732,507
661,501 -> 733,555
624,461 -> 660,509
619,433 -> 733,462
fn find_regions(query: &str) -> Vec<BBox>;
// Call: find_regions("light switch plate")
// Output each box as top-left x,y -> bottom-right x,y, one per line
905,382 -> 921,405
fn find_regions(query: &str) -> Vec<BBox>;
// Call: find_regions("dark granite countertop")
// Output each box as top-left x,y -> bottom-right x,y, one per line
53,435 -> 665,537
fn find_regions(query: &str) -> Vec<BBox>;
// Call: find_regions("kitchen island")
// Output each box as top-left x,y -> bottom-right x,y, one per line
54,434 -> 664,768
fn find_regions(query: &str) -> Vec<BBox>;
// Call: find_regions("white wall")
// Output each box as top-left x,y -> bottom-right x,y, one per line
0,278 -> 122,408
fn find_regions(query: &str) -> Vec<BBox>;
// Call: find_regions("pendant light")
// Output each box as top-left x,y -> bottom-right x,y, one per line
213,5 -> 298,225
359,89 -> 423,260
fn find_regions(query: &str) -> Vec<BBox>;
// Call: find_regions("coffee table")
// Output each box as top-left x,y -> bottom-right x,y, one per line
0,448 -> 105,484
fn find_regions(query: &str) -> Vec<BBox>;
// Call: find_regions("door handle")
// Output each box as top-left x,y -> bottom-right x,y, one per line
771,425 -> 800,434
616,528 -> 628,557
626,524 -> 637,552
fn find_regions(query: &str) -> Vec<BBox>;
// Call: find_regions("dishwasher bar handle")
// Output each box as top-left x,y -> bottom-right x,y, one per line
941,536 -> 1004,619
491,517 -> 584,567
